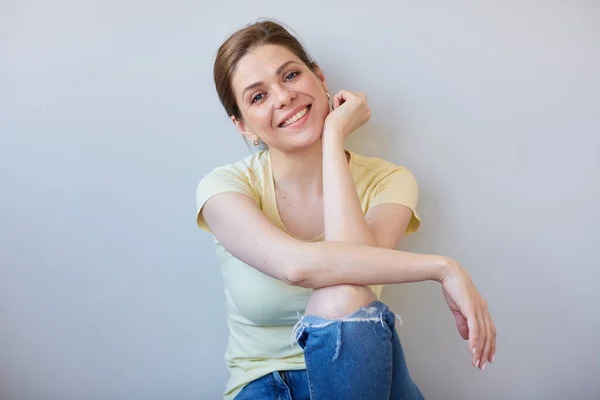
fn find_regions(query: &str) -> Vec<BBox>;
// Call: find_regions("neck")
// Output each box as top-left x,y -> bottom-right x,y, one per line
269,138 -> 324,193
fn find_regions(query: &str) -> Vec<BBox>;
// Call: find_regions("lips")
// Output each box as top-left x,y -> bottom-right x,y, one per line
278,104 -> 311,128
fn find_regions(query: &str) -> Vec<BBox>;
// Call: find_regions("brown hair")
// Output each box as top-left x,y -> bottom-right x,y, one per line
213,19 -> 318,120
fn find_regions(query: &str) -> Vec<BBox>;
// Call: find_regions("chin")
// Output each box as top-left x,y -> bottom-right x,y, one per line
297,117 -> 325,141
275,103 -> 328,149
290,130 -> 323,150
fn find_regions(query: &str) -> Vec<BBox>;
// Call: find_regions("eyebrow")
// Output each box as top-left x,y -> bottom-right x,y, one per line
241,60 -> 301,99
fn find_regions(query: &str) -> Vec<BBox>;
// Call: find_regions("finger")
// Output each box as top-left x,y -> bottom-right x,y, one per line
332,91 -> 344,109
332,90 -> 352,109
353,92 -> 370,122
488,318 -> 497,363
466,309 -> 479,366
452,310 -> 469,340
355,92 -> 367,103
480,308 -> 493,370
474,308 -> 487,369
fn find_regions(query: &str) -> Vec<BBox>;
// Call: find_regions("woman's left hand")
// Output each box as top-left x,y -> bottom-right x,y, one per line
323,90 -> 371,140
440,260 -> 497,370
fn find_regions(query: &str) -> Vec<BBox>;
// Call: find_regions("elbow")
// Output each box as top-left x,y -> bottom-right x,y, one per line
282,245 -> 322,288
284,266 -> 311,287
284,262 -> 324,288
282,242 -> 347,288
283,266 -> 306,287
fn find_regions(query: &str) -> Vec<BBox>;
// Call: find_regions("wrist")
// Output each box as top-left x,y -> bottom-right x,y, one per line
323,127 -> 345,146
434,256 -> 455,283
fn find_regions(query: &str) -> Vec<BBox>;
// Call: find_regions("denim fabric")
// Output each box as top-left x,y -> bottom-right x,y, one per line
235,300 -> 424,400
294,300 -> 424,400
234,370 -> 310,400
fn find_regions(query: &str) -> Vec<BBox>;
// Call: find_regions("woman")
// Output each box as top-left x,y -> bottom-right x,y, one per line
196,20 -> 496,400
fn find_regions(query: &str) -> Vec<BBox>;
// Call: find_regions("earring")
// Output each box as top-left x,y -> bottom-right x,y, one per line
325,92 -> 330,100
251,139 -> 260,146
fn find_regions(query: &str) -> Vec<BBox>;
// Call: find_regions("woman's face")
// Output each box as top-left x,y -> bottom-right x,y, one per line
230,44 -> 330,152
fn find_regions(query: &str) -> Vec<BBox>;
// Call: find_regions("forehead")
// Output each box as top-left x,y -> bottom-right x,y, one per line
231,44 -> 303,93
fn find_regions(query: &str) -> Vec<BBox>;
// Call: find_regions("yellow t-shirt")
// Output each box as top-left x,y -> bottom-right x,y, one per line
195,149 -> 421,400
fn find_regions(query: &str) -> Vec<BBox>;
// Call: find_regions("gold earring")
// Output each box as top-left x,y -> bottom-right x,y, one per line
325,92 -> 330,100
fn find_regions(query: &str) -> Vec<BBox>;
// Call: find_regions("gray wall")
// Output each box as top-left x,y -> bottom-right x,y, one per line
1,1 -> 599,399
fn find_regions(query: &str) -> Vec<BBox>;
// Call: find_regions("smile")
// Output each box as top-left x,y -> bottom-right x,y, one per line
279,105 -> 311,128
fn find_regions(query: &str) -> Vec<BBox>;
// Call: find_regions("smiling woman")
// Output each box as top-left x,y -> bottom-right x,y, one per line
226,44 -> 330,152
197,19 -> 496,400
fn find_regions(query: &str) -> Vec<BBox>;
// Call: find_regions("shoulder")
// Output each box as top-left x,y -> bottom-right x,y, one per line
195,151 -> 270,230
202,150 -> 268,179
349,150 -> 421,232
348,150 -> 417,186
199,150 -> 269,184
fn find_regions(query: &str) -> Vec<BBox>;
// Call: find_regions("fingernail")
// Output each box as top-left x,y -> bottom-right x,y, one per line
471,347 -> 476,355
491,355 -> 495,363
475,359 -> 480,368
481,362 -> 486,371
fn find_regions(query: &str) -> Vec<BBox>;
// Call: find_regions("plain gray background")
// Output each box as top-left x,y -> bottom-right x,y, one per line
1,1 -> 599,399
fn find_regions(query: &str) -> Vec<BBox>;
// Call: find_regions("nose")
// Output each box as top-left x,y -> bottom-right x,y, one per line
273,86 -> 296,109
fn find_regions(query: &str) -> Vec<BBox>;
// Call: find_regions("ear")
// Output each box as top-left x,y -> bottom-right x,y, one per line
313,64 -> 328,94
231,115 -> 259,144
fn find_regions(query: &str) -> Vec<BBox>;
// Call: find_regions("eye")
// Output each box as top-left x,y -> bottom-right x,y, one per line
250,93 -> 265,104
284,70 -> 300,82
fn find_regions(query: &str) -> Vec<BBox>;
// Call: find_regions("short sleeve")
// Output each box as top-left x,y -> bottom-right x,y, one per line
195,164 -> 260,232
368,166 -> 421,234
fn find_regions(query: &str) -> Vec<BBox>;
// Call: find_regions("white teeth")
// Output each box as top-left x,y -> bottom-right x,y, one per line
281,106 -> 308,127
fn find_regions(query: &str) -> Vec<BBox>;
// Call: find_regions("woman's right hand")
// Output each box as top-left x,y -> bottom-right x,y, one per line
439,258 -> 497,370
322,90 -> 371,140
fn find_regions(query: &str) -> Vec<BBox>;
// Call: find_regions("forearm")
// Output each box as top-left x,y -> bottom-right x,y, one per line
322,131 -> 377,245
289,240 -> 447,288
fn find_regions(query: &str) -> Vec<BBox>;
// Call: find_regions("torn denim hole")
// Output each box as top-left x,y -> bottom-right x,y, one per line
290,307 -> 404,361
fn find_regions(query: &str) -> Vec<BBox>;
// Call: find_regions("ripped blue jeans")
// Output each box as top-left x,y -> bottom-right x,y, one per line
294,300 -> 424,400
235,300 -> 424,399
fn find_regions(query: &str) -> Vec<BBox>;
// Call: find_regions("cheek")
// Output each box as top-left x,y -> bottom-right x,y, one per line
314,96 -> 330,123
309,87 -> 330,119
257,107 -> 274,127
245,107 -> 273,130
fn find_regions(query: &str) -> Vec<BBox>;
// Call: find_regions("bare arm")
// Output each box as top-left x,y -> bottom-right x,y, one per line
201,191 -> 445,288
322,90 -> 413,248
318,90 -> 495,368
322,133 -> 378,245
322,134 -> 413,249
317,133 -> 496,369
201,191 -> 495,369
